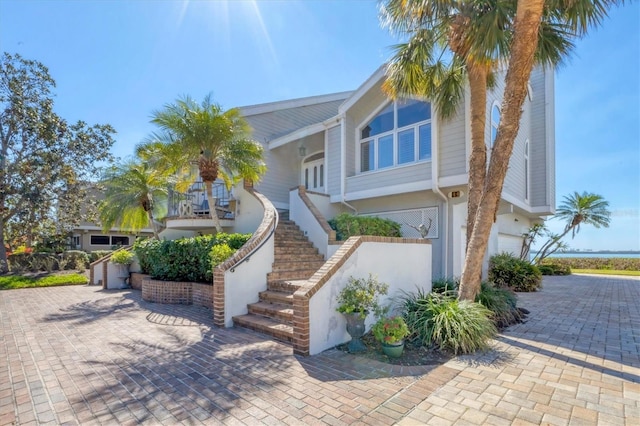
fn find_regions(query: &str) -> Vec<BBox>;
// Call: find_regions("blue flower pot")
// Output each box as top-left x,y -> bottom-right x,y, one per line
381,340 -> 405,358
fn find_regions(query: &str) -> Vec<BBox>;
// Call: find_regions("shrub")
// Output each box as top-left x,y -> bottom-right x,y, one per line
538,262 -> 571,275
476,281 -> 522,328
210,244 -> 236,267
60,250 -> 90,270
489,253 -> 542,292
328,213 -> 402,240
431,277 -> 459,295
336,274 -> 388,318
110,249 -> 134,265
540,257 -> 640,272
8,253 -> 59,272
132,233 -> 252,283
89,250 -> 113,263
400,291 -> 496,354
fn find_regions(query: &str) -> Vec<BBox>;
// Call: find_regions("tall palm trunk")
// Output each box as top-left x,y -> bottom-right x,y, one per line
466,62 -> 489,251
146,210 -> 160,239
459,0 -> 545,301
204,180 -> 224,233
0,216 -> 8,274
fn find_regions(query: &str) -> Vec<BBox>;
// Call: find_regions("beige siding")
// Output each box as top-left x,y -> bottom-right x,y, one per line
439,104 -> 467,177
529,68 -> 549,208
327,125 -> 341,197
254,145 -> 300,206
346,163 -> 431,194
244,99 -> 343,142
345,115 -> 356,177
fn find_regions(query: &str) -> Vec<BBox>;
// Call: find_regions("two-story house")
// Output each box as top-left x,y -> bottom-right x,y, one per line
237,65 -> 555,279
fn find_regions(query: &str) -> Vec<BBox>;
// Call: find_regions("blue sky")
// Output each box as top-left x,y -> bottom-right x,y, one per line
1,0 -> 638,251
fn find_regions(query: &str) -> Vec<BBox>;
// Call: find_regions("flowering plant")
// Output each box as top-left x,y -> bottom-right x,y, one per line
372,316 -> 410,345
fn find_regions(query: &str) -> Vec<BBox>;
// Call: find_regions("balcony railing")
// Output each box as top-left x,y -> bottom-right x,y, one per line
167,181 -> 235,220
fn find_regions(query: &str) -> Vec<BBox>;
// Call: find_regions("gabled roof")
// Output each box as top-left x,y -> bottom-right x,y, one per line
239,91 -> 353,117
338,65 -> 387,114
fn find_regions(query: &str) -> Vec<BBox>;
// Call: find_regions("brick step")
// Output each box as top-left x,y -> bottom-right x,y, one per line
232,314 -> 293,343
267,279 -> 306,293
247,301 -> 293,323
267,269 -> 318,282
258,289 -> 294,305
274,246 -> 320,255
274,253 -> 324,263
275,235 -> 311,242
271,261 -> 324,273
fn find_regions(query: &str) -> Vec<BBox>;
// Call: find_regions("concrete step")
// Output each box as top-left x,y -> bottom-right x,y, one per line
247,301 -> 293,323
232,315 -> 293,343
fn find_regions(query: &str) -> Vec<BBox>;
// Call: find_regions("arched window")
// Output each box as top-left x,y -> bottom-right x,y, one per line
360,99 -> 432,172
490,103 -> 501,148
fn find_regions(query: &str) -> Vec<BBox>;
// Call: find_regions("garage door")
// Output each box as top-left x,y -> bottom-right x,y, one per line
498,234 -> 523,257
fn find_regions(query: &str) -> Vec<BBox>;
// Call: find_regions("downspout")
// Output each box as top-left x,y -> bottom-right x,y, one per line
431,110 -> 449,275
339,113 -> 358,213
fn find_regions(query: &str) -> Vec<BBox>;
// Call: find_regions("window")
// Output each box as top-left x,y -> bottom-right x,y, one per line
90,235 -> 110,245
490,103 -> 501,147
111,236 -> 129,246
360,99 -> 432,172
72,235 -> 81,249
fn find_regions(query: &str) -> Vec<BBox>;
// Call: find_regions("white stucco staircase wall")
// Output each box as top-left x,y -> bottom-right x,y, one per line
307,239 -> 432,355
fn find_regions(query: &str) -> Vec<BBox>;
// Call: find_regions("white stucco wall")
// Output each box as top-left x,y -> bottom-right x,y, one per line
223,236 -> 275,327
289,189 -> 330,258
308,241 -> 432,355
232,185 -> 266,234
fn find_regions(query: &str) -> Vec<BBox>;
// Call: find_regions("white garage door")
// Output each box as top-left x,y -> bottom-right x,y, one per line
498,234 -> 523,257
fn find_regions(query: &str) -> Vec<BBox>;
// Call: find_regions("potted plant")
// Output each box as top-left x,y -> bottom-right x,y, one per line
336,274 -> 388,353
110,249 -> 134,289
372,316 -> 410,358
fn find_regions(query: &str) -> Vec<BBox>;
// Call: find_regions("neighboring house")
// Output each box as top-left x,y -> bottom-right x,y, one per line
71,185 -> 154,252
235,65 -> 555,278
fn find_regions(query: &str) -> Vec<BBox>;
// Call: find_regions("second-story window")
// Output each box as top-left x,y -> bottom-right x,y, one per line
360,99 -> 431,173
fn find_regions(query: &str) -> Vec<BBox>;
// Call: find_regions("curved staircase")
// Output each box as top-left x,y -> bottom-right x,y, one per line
232,217 -> 324,343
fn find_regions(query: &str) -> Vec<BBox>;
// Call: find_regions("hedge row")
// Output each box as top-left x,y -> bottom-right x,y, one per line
541,257 -> 640,271
8,251 -> 91,272
328,213 -> 402,241
133,233 -> 251,283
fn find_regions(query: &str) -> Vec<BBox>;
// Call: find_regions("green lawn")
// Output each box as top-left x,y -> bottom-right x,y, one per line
572,269 -> 640,277
0,273 -> 89,290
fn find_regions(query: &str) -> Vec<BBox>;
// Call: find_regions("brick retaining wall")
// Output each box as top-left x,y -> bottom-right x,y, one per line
141,278 -> 212,309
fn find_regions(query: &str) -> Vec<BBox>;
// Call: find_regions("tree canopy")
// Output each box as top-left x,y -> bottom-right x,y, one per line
0,52 -> 115,272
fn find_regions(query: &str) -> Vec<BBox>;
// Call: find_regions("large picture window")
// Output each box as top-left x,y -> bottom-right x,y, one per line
360,99 -> 431,172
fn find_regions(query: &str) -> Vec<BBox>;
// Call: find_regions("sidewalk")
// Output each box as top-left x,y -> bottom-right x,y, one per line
0,274 -> 638,425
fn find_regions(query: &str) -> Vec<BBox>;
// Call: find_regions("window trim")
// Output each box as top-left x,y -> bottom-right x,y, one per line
357,100 -> 432,174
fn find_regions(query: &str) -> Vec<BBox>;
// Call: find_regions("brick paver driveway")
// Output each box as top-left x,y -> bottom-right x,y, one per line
1,274 -> 638,425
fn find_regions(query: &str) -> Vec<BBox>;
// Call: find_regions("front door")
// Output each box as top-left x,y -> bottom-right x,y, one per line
301,152 -> 325,192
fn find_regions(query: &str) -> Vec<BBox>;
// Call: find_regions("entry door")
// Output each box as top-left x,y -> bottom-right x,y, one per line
301,152 -> 325,192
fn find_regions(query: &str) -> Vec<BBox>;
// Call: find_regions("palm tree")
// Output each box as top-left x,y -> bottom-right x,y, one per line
98,159 -> 173,239
381,0 -> 622,300
534,192 -> 611,262
149,94 -> 266,232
